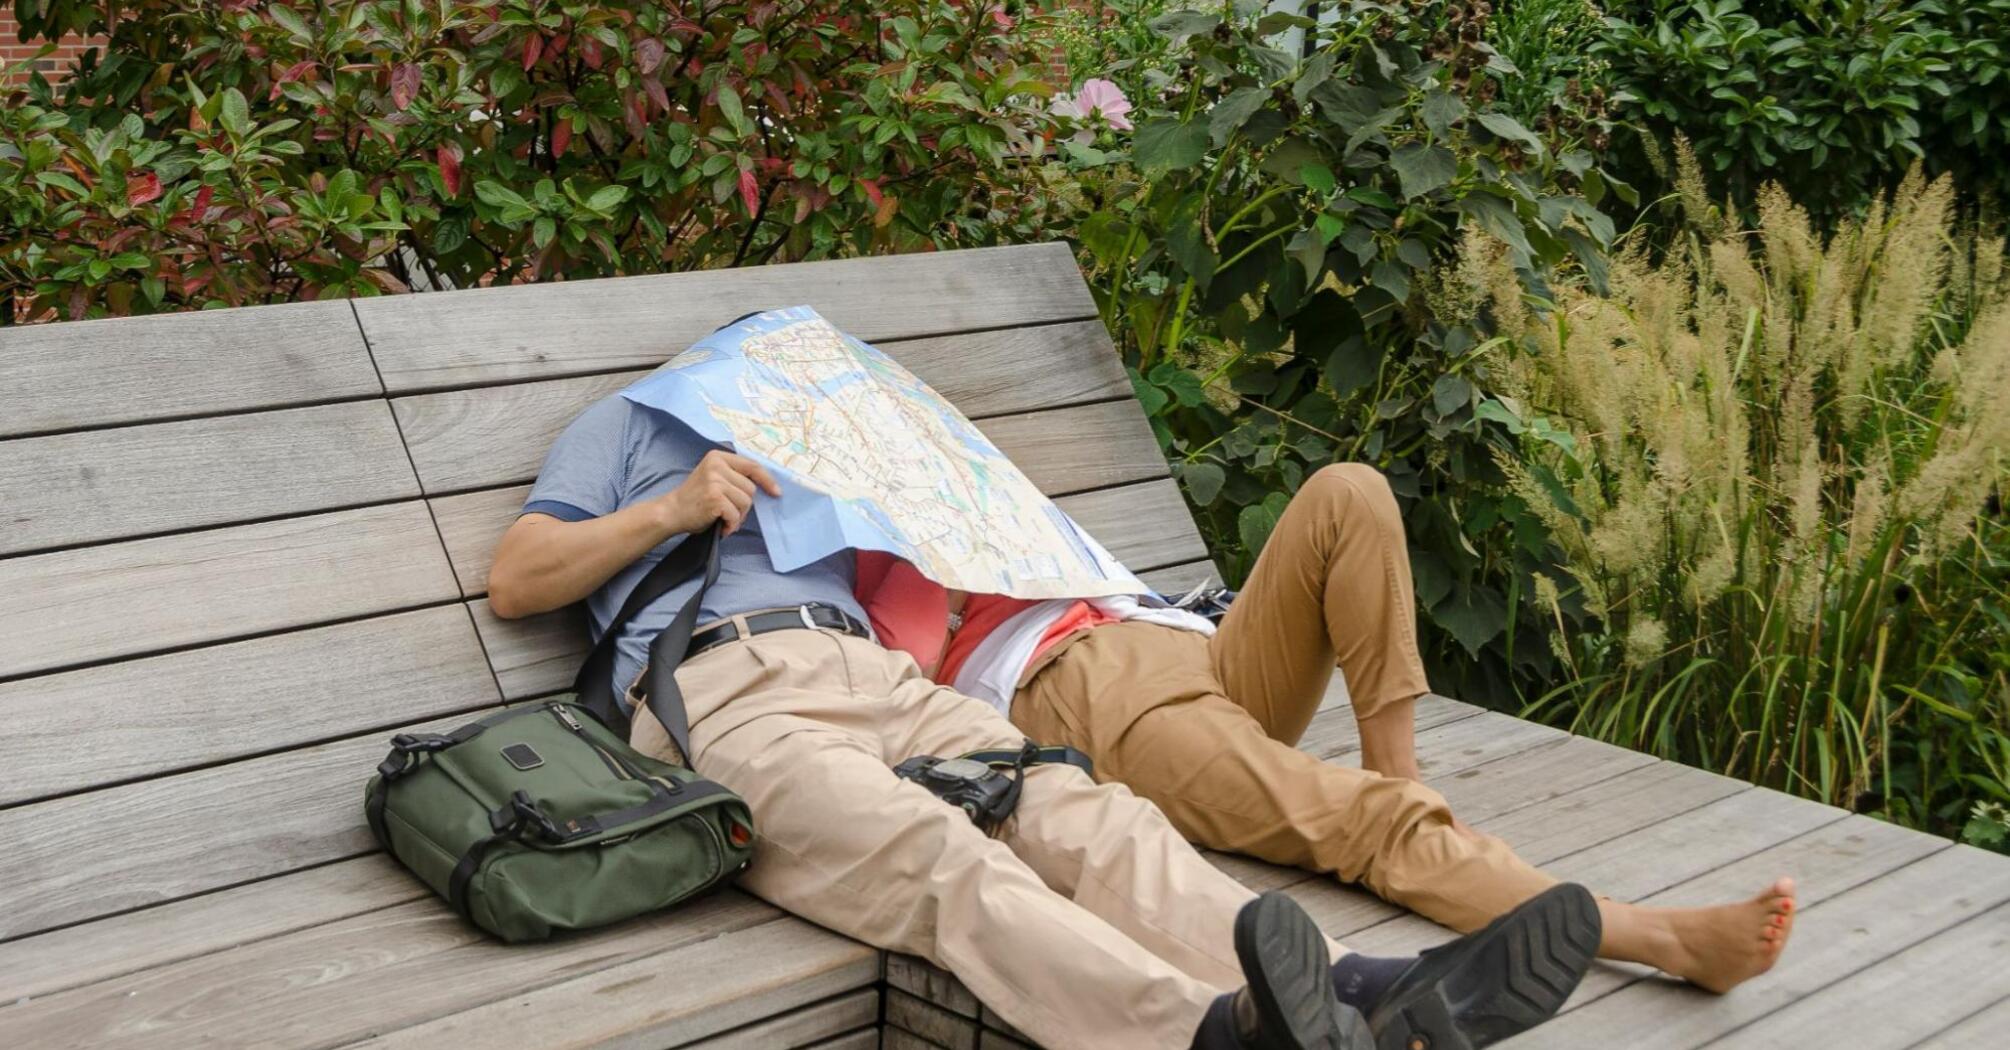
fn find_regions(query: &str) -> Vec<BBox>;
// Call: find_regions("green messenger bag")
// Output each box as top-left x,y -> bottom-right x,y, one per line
365,524 -> 756,942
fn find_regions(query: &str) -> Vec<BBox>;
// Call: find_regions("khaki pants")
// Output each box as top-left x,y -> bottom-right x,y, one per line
1013,464 -> 1558,933
631,629 -> 1314,1050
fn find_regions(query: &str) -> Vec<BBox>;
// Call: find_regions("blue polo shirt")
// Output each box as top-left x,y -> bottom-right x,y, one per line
523,394 -> 862,701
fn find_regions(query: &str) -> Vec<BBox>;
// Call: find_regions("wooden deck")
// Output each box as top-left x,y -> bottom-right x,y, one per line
1,242 -> 2001,1048
884,691 -> 2010,1050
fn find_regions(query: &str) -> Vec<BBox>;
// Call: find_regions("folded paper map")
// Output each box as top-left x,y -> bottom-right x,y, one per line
620,306 -> 1145,599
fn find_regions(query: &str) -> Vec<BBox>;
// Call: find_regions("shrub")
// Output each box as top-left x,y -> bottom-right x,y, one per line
1490,148 -> 2010,839
1053,1 -> 1626,704
1596,0 -> 2010,225
1,0 -> 1060,320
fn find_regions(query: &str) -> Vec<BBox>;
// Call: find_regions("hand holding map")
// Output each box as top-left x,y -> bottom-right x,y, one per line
619,306 -> 1145,599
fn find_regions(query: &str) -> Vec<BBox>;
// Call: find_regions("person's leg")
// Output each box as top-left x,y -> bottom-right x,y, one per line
1208,463 -> 1431,777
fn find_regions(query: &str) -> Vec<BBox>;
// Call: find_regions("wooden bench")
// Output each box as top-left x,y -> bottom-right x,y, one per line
4,242 -> 2004,1050
0,243 -> 1221,1049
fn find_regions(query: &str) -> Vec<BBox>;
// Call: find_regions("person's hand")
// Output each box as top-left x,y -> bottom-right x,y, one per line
656,450 -> 782,536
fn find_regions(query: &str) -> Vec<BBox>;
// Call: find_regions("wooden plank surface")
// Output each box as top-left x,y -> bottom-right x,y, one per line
356,243 -> 1097,392
347,916 -> 880,1050
1711,896 -> 2010,1049
0,888 -> 784,1050
0,855 -> 422,1005
434,478 -> 1210,598
0,299 -> 381,438
0,401 -> 420,557
888,989 -> 980,1050
0,710 -> 487,940
392,320 -> 1130,495
678,990 -> 878,1050
0,606 -> 499,806
1505,820 -> 1974,1048
0,501 -> 460,680
399,388 -> 1165,499
1920,995 -> 2010,1049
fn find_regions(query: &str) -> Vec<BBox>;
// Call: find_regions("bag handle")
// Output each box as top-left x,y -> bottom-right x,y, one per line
572,522 -> 723,762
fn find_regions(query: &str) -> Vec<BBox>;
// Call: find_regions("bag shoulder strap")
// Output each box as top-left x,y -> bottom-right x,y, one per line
572,523 -> 723,757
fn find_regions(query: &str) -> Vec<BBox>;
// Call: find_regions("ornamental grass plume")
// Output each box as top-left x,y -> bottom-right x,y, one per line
1489,145 -> 2010,835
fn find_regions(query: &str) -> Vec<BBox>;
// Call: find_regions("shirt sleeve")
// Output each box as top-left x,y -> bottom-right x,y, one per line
522,396 -> 633,522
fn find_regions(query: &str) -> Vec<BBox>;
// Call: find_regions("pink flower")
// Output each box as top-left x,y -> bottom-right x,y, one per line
1051,77 -> 1133,132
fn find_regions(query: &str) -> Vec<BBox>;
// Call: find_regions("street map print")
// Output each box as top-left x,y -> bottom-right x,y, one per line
620,306 -> 1144,599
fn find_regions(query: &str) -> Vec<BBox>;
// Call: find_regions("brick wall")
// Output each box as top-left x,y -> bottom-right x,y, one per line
1,11 -> 98,81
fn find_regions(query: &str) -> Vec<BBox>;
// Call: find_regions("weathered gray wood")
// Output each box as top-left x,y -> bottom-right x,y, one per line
433,478 -> 1210,598
347,916 -> 880,1050
392,321 -> 1131,495
885,1029 -> 952,1050
357,243 -> 1097,392
0,710 -> 486,939
0,888 -> 786,1050
888,989 -> 980,1050
1430,735 -> 1660,826
1918,995 -> 2010,1049
1539,784 -> 1845,904
399,389 -> 1165,502
677,990 -> 878,1050
1476,760 -> 1752,872
886,954 -> 981,1019
1500,819 -> 1968,1048
0,299 -> 381,438
0,501 -> 460,680
0,855 -> 422,1005
0,605 -> 499,806
1137,560 -> 1220,597
0,400 -> 419,557
1709,893 -> 2010,1049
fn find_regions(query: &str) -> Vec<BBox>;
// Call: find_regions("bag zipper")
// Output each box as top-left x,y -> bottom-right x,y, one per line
549,704 -> 631,781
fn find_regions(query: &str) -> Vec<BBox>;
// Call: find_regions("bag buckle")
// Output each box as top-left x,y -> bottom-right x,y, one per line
491,789 -> 564,842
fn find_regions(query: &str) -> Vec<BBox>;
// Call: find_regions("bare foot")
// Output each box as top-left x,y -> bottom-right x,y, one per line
1612,878 -> 1796,994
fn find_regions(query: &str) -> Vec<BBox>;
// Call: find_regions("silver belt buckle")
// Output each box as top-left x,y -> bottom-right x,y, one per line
799,605 -> 820,631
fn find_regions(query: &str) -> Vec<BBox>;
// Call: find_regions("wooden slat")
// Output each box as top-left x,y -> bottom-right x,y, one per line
0,888 -> 786,1050
0,710 -> 485,939
356,243 -> 1097,392
679,990 -> 879,1050
0,502 -> 460,680
887,990 -> 980,1050
348,916 -> 880,1050
399,388 -> 1164,501
1921,995 -> 2010,1049
0,299 -> 381,439
1137,559 -> 1220,596
392,320 -> 1130,495
0,606 -> 499,806
1502,819 -> 1967,1048
0,855 -> 422,1004
434,478 -> 1210,599
1710,895 -> 2010,1049
886,1030 -> 952,1050
0,401 -> 419,557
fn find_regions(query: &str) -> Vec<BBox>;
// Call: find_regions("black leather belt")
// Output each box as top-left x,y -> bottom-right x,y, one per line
685,603 -> 871,660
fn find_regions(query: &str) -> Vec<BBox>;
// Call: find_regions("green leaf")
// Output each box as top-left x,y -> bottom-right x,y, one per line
1431,374 -> 1473,416
1431,586 -> 1508,656
717,84 -> 751,137
1239,501 -> 1283,558
219,88 -> 250,137
1420,91 -> 1466,137
586,185 -> 628,213
1182,462 -> 1227,506
1475,111 -> 1543,155
1150,361 -> 1207,407
1208,87 -> 1269,147
1370,260 -> 1411,302
1460,192 -> 1533,257
475,180 -> 533,213
1299,163 -> 1336,195
1128,367 -> 1169,416
1389,142 -> 1457,199
1133,119 -> 1209,172
34,171 -> 91,197
1324,335 -> 1383,398
1314,213 -> 1345,244
1150,11 -> 1220,41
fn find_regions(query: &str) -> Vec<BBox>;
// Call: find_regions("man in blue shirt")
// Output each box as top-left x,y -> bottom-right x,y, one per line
491,389 -> 1595,1050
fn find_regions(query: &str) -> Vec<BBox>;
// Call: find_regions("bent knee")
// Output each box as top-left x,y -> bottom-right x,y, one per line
1293,463 -> 1398,524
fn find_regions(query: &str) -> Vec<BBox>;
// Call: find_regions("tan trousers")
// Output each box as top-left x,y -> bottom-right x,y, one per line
630,629 -> 1309,1050
1013,464 -> 1558,933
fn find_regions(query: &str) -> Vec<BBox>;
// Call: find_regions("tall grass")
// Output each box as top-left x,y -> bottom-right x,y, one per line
1487,146 -> 2010,842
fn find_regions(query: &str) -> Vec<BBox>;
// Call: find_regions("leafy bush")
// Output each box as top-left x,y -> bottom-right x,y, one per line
1490,150 -> 2009,839
1596,0 -> 2010,224
1053,0 -> 1626,704
1,0 -> 1059,320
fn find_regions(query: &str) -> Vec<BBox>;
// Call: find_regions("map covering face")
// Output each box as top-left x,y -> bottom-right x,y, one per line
620,306 -> 1145,599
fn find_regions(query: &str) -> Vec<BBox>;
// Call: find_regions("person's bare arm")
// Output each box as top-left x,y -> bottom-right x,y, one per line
488,450 -> 780,619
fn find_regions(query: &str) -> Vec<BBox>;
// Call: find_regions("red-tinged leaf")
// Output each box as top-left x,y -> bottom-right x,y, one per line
278,59 -> 315,83
523,34 -> 542,71
873,194 -> 899,228
758,156 -> 785,176
548,33 -> 569,54
765,81 -> 792,118
636,37 -> 665,75
641,74 -> 669,115
437,144 -> 462,196
126,171 -> 162,207
190,185 -> 215,219
738,169 -> 760,214
623,89 -> 647,137
551,120 -> 572,156
670,19 -> 703,34
581,36 -> 604,70
391,63 -> 420,110
860,178 -> 883,207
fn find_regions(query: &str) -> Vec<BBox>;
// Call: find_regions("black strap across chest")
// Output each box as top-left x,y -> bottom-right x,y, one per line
571,523 -> 723,760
